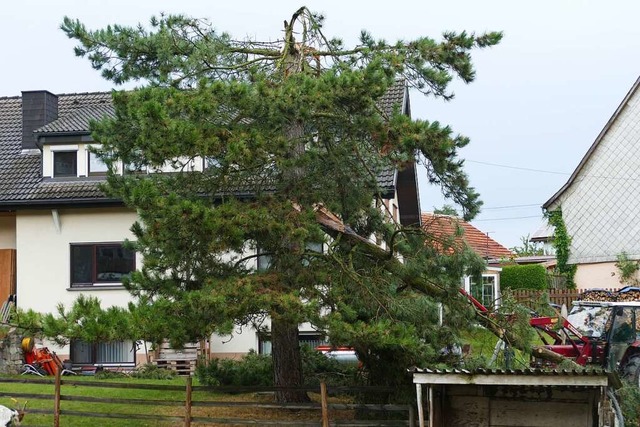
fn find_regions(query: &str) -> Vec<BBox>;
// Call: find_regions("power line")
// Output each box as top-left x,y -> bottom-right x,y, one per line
467,159 -> 569,175
474,215 -> 542,222
482,203 -> 541,210
467,159 -> 640,182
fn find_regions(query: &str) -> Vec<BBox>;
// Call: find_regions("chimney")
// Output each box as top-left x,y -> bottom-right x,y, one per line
21,90 -> 58,151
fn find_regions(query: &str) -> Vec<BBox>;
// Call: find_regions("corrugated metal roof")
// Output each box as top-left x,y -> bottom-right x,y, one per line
411,367 -> 621,388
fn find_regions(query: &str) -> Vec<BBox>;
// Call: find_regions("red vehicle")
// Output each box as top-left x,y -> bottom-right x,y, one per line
530,296 -> 640,385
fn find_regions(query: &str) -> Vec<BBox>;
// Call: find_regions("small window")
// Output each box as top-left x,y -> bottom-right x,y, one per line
53,151 -> 77,177
88,151 -> 108,176
70,243 -> 135,287
258,333 -> 327,355
71,339 -> 136,365
470,275 -> 497,309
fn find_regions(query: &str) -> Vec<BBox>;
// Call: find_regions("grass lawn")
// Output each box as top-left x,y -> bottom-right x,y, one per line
0,375 -> 356,426
461,325 -> 534,370
0,375 -> 191,426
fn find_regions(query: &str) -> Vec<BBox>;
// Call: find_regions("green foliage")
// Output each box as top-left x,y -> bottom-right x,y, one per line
615,251 -> 640,286
130,363 -> 177,380
545,210 -> 576,288
510,234 -> 545,257
501,264 -> 547,290
196,348 -> 359,387
617,379 -> 640,425
56,7 -> 501,395
196,351 -> 273,387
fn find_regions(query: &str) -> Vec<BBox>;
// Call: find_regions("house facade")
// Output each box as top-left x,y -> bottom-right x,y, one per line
0,84 -> 421,365
421,213 -> 512,309
544,76 -> 640,290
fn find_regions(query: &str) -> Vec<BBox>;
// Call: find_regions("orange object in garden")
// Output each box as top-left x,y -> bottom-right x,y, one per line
21,337 -> 62,376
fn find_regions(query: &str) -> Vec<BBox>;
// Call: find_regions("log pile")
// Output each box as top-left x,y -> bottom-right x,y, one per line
579,287 -> 640,302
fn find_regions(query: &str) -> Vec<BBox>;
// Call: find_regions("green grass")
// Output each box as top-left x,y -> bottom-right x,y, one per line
0,375 -> 195,426
461,326 -> 533,370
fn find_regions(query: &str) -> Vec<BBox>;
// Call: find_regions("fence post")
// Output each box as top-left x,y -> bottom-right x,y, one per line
185,376 -> 192,427
54,368 -> 61,427
320,381 -> 329,427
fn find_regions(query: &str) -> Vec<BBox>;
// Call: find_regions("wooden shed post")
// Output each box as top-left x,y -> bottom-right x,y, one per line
185,376 -> 192,427
416,383 -> 424,427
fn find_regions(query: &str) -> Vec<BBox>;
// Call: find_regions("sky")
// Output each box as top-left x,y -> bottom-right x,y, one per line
3,0 -> 640,248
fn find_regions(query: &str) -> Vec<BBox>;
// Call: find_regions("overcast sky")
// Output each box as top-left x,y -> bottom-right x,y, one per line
4,1 -> 640,248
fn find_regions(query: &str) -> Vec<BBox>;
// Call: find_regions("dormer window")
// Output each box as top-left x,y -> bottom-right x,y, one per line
88,151 -> 108,176
53,151 -> 78,177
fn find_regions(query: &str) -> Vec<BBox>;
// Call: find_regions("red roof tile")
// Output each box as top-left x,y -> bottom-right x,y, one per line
421,213 -> 513,259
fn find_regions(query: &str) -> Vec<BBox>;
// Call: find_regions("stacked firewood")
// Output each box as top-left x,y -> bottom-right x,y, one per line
579,287 -> 640,302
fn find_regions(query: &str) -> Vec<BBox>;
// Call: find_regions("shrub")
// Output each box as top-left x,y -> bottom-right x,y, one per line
617,379 -> 640,425
501,264 -> 546,290
196,347 -> 361,387
196,350 -> 273,386
131,363 -> 177,380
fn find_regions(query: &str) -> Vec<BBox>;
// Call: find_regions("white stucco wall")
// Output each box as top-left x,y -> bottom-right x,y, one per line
16,207 -> 139,313
575,262 -> 625,290
16,207 -> 140,357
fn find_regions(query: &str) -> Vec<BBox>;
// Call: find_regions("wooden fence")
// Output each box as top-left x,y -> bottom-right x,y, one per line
510,288 -> 621,308
1,372 -> 414,426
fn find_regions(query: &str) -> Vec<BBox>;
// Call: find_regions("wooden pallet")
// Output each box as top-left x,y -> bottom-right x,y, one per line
154,359 -> 196,376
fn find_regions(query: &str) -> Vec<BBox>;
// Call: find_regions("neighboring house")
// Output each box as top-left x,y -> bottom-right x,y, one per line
0,83 -> 420,366
544,76 -> 640,290
529,221 -> 555,256
412,368 -> 622,427
421,213 -> 513,309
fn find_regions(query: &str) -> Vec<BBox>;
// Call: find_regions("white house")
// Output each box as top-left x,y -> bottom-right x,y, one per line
544,76 -> 640,290
0,84 -> 421,366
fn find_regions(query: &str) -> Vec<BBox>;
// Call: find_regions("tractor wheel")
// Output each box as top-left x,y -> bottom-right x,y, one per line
622,354 -> 640,387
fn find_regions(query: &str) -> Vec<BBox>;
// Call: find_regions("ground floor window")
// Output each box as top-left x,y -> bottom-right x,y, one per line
258,333 -> 327,355
70,340 -> 136,365
465,273 -> 500,309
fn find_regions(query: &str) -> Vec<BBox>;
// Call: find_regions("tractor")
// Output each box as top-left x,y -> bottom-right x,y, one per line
530,287 -> 640,385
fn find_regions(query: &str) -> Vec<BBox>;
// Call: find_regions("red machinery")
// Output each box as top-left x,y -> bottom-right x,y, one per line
528,288 -> 640,385
21,337 -> 63,376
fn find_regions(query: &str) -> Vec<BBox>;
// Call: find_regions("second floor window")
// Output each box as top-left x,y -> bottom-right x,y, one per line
53,151 -> 77,177
88,151 -> 108,176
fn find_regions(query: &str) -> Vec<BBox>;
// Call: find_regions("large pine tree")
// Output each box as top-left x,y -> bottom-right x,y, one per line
59,8 -> 502,401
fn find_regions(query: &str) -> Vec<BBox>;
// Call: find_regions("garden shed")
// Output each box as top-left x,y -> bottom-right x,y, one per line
412,368 -> 622,427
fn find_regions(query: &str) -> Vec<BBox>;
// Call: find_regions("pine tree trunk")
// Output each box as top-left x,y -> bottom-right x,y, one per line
271,317 -> 309,403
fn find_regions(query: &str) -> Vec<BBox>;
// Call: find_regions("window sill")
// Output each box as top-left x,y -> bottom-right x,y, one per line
67,285 -> 126,291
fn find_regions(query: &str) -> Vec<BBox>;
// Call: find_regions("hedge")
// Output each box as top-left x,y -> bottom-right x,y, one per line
501,264 -> 547,290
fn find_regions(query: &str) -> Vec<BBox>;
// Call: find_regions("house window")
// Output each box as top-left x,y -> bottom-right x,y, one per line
53,151 -> 77,177
71,340 -> 135,365
88,151 -> 108,176
258,333 -> 327,355
70,243 -> 135,287
470,275 -> 497,309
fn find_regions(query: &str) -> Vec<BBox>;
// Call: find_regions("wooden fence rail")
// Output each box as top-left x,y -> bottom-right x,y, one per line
1,373 -> 414,426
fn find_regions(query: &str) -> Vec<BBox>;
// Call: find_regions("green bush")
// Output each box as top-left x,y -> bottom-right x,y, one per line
617,379 -> 640,425
196,350 -> 273,386
196,347 -> 360,387
501,264 -> 547,290
131,363 -> 177,380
